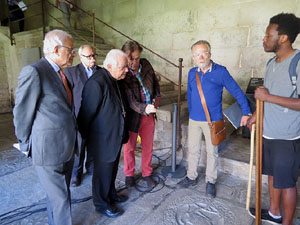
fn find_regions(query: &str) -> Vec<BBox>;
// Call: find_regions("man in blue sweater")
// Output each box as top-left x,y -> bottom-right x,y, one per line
177,40 -> 251,197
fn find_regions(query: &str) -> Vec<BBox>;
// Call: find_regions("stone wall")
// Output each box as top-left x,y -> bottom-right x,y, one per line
0,42 -> 11,113
0,27 -> 44,112
0,27 -> 12,113
75,0 -> 300,104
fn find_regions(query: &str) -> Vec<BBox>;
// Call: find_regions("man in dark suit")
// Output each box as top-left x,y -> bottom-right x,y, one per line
64,45 -> 100,186
13,29 -> 76,225
77,49 -> 129,218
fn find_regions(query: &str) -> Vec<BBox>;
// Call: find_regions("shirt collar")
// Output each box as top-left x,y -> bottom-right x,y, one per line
45,56 -> 60,73
129,64 -> 142,76
197,60 -> 214,73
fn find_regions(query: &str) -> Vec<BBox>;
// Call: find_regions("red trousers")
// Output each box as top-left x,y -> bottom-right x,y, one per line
123,114 -> 155,177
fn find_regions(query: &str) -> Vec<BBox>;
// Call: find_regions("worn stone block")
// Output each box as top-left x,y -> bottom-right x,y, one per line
113,0 -> 136,19
137,0 -> 164,17
209,27 -> 249,48
238,0 -> 296,26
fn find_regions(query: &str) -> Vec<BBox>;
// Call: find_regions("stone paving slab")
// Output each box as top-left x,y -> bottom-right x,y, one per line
2,113 -> 300,224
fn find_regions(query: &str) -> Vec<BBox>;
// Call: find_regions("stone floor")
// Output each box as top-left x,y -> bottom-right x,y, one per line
1,113 -> 300,225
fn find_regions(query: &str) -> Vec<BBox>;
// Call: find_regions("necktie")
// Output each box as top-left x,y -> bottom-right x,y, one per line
59,69 -> 72,105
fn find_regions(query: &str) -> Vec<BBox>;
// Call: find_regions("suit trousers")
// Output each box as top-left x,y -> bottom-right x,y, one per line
123,114 -> 155,177
187,119 -> 218,184
92,150 -> 121,210
72,132 -> 93,177
35,157 -> 74,225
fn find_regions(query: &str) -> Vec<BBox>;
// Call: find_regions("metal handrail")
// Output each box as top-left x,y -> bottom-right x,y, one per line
63,0 -> 180,69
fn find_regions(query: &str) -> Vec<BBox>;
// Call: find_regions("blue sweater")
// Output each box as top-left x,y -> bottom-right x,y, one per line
187,61 -> 251,122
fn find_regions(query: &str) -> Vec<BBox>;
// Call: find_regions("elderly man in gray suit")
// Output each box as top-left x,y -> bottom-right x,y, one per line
13,29 -> 76,225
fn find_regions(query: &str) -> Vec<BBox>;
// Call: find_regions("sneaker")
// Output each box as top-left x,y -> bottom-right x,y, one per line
125,176 -> 135,187
206,182 -> 216,198
143,176 -> 156,188
249,208 -> 282,224
177,177 -> 197,188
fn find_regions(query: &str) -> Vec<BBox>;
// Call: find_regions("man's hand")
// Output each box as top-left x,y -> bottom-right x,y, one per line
240,115 -> 249,126
145,104 -> 157,114
246,111 -> 257,131
254,86 -> 269,101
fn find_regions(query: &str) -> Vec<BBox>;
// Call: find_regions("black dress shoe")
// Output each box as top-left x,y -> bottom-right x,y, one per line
71,176 -> 81,187
144,176 -> 156,188
111,194 -> 128,203
125,176 -> 135,187
96,205 -> 123,218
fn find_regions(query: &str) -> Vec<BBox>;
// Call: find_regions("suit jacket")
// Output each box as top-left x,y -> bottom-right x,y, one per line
13,57 -> 77,166
64,63 -> 101,116
77,68 -> 128,163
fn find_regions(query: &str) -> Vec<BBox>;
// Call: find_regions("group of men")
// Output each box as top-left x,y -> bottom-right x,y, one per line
13,12 -> 300,225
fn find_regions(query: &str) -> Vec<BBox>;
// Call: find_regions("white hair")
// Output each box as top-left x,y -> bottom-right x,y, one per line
43,29 -> 72,55
78,45 -> 93,55
103,49 -> 127,69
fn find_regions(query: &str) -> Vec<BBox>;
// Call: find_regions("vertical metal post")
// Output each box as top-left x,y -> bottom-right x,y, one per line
176,58 -> 183,150
41,0 -> 46,38
172,103 -> 178,172
92,12 -> 95,49
161,103 -> 186,178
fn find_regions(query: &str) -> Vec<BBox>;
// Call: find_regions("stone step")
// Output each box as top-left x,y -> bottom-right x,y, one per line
46,26 -> 105,44
159,82 -> 175,92
156,101 -> 188,123
159,90 -> 186,106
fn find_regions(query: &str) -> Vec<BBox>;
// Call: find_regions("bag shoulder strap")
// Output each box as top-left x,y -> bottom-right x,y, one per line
288,51 -> 300,98
195,71 -> 212,127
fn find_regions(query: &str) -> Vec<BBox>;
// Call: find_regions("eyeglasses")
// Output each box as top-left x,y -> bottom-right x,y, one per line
59,45 -> 75,54
81,54 -> 98,60
193,51 -> 210,57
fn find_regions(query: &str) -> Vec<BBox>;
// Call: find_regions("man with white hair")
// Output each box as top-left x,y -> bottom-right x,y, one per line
77,49 -> 129,218
13,29 -> 76,225
64,45 -> 101,187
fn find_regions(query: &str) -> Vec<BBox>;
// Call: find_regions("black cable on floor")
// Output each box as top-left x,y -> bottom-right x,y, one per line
0,196 -> 93,224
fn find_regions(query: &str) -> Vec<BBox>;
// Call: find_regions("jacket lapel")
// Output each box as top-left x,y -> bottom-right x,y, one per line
41,58 -> 72,108
78,63 -> 88,84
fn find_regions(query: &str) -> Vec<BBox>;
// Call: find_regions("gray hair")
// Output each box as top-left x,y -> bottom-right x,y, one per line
43,29 -> 72,55
78,45 -> 93,55
191,40 -> 211,53
103,49 -> 127,69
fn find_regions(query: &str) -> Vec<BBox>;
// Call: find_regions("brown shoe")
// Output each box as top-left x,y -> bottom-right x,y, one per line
143,176 -> 156,188
125,176 -> 135,187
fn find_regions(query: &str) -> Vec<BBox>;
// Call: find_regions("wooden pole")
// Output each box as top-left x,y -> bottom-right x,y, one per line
246,124 -> 255,210
255,99 -> 264,225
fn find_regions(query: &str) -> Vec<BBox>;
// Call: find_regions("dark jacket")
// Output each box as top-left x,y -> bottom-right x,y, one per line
64,63 -> 101,116
77,68 -> 128,163
122,58 -> 160,132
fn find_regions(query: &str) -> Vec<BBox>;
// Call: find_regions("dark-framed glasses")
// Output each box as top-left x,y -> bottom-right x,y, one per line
81,54 -> 98,60
59,45 -> 75,54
